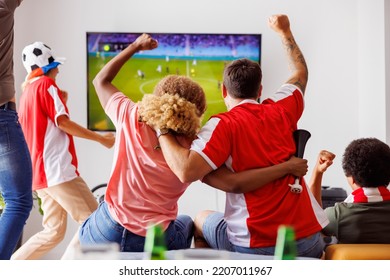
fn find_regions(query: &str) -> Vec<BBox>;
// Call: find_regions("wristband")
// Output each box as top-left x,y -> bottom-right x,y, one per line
156,128 -> 170,138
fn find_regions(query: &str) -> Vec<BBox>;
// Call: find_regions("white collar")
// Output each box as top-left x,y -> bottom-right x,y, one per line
231,99 -> 258,109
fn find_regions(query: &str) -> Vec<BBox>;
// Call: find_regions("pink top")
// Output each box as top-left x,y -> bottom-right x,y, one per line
104,92 -> 191,236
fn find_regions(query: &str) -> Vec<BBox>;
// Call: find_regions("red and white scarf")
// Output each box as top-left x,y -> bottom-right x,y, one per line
344,186 -> 390,203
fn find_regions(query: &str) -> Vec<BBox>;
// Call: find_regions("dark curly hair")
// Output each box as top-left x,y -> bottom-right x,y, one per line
342,138 -> 390,187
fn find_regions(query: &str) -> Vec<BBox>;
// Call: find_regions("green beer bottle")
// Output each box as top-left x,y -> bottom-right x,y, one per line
144,224 -> 167,260
274,225 -> 297,260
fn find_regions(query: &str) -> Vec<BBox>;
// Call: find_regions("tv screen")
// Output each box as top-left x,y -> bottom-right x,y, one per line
87,32 -> 261,131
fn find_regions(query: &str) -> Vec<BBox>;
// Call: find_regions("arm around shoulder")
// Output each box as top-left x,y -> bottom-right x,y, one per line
158,133 -> 213,183
203,156 -> 308,193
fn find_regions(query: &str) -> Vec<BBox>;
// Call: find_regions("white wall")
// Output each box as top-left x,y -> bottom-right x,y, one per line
13,0 -> 389,259
357,0 -> 387,140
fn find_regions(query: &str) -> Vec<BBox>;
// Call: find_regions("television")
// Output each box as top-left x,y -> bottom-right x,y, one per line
86,32 -> 262,131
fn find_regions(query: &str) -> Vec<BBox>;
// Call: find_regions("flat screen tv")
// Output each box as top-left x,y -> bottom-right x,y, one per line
87,32 -> 261,131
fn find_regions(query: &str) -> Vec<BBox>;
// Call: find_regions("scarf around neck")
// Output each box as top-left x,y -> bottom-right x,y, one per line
344,186 -> 390,203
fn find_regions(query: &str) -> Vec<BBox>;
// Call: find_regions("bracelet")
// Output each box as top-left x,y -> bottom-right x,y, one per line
156,128 -> 170,138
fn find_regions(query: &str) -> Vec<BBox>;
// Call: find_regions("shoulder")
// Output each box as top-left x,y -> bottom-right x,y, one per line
324,202 -> 357,222
26,77 -> 58,96
264,84 -> 303,104
35,76 -> 57,88
211,111 -> 230,122
200,117 -> 222,135
105,92 -> 134,111
329,201 -> 382,217
104,92 -> 136,125
212,103 -> 252,123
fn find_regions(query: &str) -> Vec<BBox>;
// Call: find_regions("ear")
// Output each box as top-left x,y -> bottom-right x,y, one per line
222,84 -> 228,98
347,176 -> 360,190
257,85 -> 263,99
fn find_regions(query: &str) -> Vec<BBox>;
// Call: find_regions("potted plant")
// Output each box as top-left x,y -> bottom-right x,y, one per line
0,192 -> 43,252
0,192 -> 4,214
33,191 -> 44,215
0,192 -> 23,251
0,192 -> 42,214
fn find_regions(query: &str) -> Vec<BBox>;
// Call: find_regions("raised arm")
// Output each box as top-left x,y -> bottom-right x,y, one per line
309,150 -> 336,206
203,156 -> 308,193
268,14 -> 308,94
92,33 -> 158,108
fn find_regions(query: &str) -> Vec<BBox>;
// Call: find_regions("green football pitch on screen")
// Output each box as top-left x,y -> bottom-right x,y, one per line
87,56 -> 227,131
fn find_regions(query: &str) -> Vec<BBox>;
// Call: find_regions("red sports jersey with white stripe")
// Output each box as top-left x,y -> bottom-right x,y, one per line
191,84 -> 328,247
18,76 -> 79,190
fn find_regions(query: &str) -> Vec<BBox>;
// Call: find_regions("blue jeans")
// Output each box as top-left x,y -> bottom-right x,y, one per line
79,202 -> 194,252
0,109 -> 33,259
202,212 -> 325,258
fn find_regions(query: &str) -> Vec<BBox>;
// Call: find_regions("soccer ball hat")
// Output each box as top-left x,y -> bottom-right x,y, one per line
22,42 -> 66,77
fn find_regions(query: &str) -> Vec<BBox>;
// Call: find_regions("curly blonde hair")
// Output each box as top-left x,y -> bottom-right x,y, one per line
138,75 -> 206,137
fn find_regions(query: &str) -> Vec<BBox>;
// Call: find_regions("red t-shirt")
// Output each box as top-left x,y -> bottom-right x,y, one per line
19,76 -> 79,190
191,84 -> 328,247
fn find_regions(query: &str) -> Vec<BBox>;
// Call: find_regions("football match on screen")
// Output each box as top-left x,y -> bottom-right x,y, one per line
86,32 -> 261,131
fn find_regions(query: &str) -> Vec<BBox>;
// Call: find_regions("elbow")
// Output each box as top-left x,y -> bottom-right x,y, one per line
226,183 -> 245,194
216,180 -> 244,193
92,71 -> 110,90
177,172 -> 197,184
225,181 -> 245,193
56,115 -> 70,131
219,175 -> 245,193
92,75 -> 102,89
175,169 -> 200,184
202,173 -> 245,193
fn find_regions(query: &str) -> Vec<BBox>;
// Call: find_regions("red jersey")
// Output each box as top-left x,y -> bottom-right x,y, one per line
191,84 -> 328,247
18,76 -> 79,190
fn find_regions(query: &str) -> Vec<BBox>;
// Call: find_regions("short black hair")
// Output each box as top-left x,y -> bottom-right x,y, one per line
342,138 -> 390,187
223,58 -> 262,99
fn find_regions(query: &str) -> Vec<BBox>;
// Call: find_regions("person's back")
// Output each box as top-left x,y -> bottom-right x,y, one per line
310,138 -> 390,244
157,15 -> 328,258
79,34 -> 207,252
322,138 -> 390,244
203,86 -> 326,247
12,41 -> 113,260
18,75 -> 79,190
326,200 -> 390,244
103,87 -> 195,237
